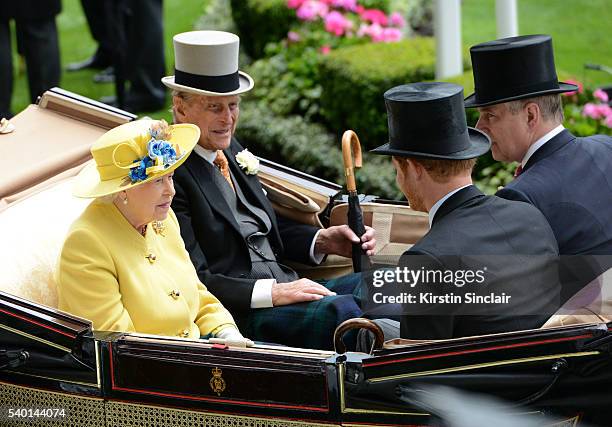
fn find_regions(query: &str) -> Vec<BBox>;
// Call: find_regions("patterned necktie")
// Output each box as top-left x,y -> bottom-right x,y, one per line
514,164 -> 523,178
213,150 -> 235,192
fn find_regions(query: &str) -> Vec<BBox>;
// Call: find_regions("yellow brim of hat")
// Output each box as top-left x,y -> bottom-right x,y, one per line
73,123 -> 200,198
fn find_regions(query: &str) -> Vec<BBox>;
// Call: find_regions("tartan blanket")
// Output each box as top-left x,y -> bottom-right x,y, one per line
236,273 -> 363,350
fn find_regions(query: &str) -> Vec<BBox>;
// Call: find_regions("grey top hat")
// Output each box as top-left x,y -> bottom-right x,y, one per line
464,34 -> 578,108
371,82 -> 490,159
162,31 -> 254,96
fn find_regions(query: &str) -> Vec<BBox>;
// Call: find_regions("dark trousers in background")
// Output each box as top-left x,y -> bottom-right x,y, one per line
80,0 -> 114,66
114,0 -> 166,111
0,17 -> 60,118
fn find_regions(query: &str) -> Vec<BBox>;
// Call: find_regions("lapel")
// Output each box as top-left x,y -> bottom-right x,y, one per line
523,129 -> 575,173
183,152 -> 242,236
432,185 -> 485,226
224,140 -> 279,231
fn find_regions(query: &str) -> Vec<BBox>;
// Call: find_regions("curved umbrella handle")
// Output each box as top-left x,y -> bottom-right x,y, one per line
342,130 -> 363,193
334,318 -> 384,355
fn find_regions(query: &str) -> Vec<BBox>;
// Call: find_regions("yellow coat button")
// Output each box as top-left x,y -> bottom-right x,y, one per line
179,329 -> 190,338
146,253 -> 157,263
170,289 -> 181,299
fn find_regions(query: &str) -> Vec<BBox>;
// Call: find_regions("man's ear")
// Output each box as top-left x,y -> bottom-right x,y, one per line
524,102 -> 540,129
172,97 -> 187,122
407,158 -> 424,180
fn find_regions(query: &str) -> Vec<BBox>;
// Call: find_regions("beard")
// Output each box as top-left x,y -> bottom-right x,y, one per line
403,182 -> 426,213
406,191 -> 426,212
395,161 -> 426,213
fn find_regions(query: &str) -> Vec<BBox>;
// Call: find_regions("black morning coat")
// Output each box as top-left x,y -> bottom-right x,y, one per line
172,138 -> 319,314
398,185 -> 561,340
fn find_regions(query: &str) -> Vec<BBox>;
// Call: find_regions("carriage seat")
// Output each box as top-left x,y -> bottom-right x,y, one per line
0,176 -> 90,308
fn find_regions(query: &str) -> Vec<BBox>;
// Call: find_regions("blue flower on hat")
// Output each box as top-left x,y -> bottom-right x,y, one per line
129,157 -> 154,182
147,139 -> 163,160
127,120 -> 179,183
160,143 -> 177,167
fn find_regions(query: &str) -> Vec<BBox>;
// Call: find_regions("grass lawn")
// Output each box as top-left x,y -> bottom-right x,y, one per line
462,0 -> 612,87
6,0 -> 612,118
7,0 -> 209,120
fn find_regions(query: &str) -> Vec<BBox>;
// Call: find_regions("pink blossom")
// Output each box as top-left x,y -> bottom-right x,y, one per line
358,22 -> 384,42
382,27 -> 402,42
355,5 -> 365,14
287,0 -> 306,9
389,12 -> 406,28
594,88 -> 609,103
583,103 -> 600,119
331,0 -> 357,10
360,8 -> 388,26
583,103 -> 612,120
324,11 -> 352,36
287,31 -> 301,42
605,114 -> 612,128
562,78 -> 584,96
296,1 -> 329,21
320,45 -> 331,55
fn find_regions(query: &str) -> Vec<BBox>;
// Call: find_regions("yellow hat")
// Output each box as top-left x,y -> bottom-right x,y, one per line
73,119 -> 200,198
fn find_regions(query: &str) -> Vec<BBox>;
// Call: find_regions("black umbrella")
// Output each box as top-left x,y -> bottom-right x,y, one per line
342,130 -> 372,272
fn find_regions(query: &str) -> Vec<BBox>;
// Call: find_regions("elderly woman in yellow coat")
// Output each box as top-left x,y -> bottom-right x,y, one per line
56,119 -> 247,343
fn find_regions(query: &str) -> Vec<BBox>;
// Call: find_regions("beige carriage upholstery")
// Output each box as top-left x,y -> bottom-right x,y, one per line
0,89 -> 128,308
542,269 -> 612,327
0,173 -> 91,308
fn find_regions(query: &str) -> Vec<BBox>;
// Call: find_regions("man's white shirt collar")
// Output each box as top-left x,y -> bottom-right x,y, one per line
521,124 -> 564,167
428,184 -> 472,227
193,144 -> 218,164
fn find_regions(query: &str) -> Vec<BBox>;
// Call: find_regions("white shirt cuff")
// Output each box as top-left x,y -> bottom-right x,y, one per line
309,229 -> 325,264
250,279 -> 275,308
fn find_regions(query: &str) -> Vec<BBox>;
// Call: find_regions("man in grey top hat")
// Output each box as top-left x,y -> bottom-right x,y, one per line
465,34 -> 612,305
360,82 -> 560,344
165,31 -> 376,350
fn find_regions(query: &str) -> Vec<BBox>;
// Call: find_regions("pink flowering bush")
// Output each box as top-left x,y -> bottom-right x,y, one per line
286,0 -> 405,52
562,79 -> 612,135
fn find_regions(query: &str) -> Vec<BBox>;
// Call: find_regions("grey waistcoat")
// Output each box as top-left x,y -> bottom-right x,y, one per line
211,166 -> 298,283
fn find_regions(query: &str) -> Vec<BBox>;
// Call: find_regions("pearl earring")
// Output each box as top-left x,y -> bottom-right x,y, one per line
123,197 -> 128,205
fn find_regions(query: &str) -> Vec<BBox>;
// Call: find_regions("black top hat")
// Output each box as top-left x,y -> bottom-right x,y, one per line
464,34 -> 578,108
371,82 -> 490,159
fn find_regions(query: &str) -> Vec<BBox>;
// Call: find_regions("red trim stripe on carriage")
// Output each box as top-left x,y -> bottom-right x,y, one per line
108,343 -> 329,413
363,334 -> 594,368
0,308 -> 77,338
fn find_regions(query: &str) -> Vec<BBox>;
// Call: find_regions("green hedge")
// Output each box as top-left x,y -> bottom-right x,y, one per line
319,37 -> 473,150
357,0 -> 391,11
230,0 -> 296,59
237,101 -> 403,199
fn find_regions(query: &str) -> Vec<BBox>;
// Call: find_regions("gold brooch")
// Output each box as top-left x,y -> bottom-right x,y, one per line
152,220 -> 166,236
209,367 -> 226,396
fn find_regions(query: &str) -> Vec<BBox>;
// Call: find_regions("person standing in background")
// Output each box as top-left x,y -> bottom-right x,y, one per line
0,0 -> 61,119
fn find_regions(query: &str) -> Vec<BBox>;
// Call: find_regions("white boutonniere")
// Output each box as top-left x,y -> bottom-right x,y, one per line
235,149 -> 260,175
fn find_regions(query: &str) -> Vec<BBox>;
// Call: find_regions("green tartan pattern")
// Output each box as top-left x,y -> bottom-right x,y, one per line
236,273 -> 364,350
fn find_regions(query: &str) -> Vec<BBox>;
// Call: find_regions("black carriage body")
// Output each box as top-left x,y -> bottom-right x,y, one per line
2,291 -> 611,426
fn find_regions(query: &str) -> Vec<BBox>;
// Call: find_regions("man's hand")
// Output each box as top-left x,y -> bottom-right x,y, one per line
314,225 -> 376,258
272,278 -> 336,306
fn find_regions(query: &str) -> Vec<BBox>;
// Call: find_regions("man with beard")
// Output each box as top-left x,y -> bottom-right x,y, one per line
363,82 -> 560,342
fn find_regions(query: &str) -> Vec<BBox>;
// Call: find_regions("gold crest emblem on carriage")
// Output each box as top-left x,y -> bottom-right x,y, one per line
209,367 -> 226,396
